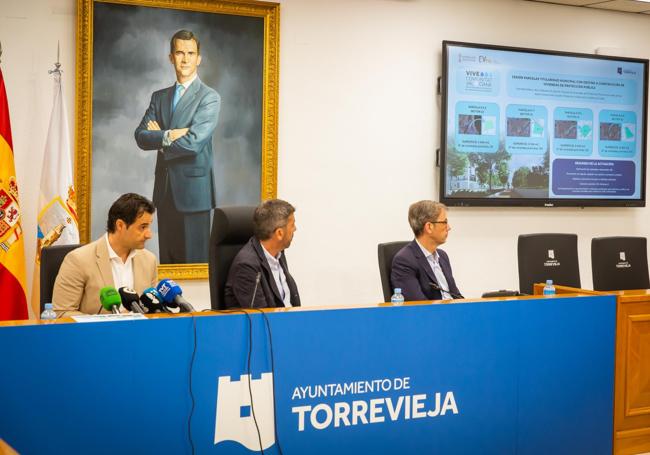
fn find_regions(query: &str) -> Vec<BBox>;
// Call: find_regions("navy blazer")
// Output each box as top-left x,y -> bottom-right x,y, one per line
390,240 -> 462,301
224,237 -> 301,309
134,77 -> 220,213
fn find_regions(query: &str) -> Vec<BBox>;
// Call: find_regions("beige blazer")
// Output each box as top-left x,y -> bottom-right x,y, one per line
52,237 -> 158,317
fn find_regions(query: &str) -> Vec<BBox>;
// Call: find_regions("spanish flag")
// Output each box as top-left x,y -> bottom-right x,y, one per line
0,68 -> 28,320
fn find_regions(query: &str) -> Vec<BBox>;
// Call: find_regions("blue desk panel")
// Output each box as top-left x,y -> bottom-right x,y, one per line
0,295 -> 615,454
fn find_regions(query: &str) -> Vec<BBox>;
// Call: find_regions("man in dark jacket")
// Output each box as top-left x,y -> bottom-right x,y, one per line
225,199 -> 301,308
391,200 -> 462,301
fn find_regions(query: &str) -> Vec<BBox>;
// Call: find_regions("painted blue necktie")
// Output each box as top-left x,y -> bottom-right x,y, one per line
172,84 -> 185,113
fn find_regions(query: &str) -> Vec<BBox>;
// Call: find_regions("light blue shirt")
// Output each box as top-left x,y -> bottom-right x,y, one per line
416,240 -> 452,300
262,246 -> 291,307
162,74 -> 198,146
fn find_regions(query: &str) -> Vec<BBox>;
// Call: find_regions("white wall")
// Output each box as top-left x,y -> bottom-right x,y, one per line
2,0 -> 650,311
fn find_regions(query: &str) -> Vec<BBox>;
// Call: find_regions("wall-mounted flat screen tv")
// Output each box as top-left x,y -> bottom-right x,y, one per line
440,41 -> 648,207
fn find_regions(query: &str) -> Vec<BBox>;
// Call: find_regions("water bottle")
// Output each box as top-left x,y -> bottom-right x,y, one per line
41,303 -> 56,321
543,279 -> 556,296
391,288 -> 405,305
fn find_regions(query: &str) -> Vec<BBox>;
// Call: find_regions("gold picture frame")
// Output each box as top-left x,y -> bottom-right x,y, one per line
75,0 -> 279,279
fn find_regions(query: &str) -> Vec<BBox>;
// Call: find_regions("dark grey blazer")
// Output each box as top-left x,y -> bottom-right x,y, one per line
390,240 -> 462,301
224,237 -> 301,309
134,77 -> 220,213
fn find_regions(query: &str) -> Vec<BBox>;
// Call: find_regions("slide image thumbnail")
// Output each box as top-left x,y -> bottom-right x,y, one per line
600,122 -> 621,141
531,119 -> 545,138
577,121 -> 592,140
507,117 -> 531,137
555,120 -> 577,139
622,123 -> 635,142
459,114 -> 482,135
481,116 -> 496,135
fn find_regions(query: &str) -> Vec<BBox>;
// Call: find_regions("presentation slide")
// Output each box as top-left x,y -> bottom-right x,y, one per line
442,42 -> 647,205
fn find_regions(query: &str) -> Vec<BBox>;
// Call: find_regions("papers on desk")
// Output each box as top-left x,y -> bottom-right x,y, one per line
71,313 -> 148,323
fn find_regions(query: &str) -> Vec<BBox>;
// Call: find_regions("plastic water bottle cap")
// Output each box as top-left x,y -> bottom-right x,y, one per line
394,288 -> 402,294
545,280 -> 553,285
45,303 -> 53,310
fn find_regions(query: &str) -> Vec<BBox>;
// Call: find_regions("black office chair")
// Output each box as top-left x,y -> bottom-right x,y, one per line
591,236 -> 650,291
377,241 -> 409,302
208,206 -> 256,310
517,233 -> 581,295
40,244 -> 81,313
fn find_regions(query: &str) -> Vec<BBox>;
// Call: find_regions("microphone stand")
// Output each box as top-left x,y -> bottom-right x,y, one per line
249,272 -> 262,308
430,282 -> 464,300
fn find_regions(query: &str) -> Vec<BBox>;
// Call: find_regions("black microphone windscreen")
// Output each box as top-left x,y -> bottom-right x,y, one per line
140,287 -> 164,313
118,287 -> 142,312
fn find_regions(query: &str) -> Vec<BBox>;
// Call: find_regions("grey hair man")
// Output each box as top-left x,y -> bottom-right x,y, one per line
390,200 -> 463,302
224,199 -> 301,308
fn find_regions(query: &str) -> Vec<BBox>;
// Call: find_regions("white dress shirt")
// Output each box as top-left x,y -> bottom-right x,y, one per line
105,233 -> 137,290
416,239 -> 452,300
261,245 -> 291,307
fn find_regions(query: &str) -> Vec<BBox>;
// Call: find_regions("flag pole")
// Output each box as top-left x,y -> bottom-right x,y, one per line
48,41 -> 62,76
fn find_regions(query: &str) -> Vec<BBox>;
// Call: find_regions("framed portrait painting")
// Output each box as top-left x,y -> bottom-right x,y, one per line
75,0 -> 279,279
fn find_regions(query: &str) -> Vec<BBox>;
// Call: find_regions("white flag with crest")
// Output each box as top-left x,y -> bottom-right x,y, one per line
31,71 -> 79,316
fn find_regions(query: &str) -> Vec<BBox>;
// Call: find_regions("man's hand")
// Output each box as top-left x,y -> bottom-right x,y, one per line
147,120 -> 161,131
169,128 -> 189,142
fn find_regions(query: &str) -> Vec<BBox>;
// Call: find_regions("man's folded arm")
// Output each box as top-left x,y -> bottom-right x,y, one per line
134,96 -> 165,150
163,92 -> 221,160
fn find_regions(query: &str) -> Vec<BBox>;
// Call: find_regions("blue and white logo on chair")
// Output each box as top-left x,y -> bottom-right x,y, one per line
214,373 -> 275,451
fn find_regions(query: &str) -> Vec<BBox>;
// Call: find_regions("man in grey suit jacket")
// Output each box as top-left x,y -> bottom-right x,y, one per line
135,29 -> 221,264
52,193 -> 158,317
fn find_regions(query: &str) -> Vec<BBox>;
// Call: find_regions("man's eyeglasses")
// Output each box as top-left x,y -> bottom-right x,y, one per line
429,219 -> 448,225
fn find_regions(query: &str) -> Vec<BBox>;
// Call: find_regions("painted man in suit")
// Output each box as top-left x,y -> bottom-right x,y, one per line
391,200 -> 463,301
52,193 -> 158,317
134,30 -> 220,264
224,199 -> 301,308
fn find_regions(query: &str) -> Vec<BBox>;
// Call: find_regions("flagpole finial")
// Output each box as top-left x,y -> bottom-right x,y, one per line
48,41 -> 62,76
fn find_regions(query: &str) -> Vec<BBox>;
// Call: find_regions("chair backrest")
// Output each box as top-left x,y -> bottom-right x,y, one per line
377,241 -> 409,302
208,206 -> 256,310
517,233 -> 580,295
40,244 -> 82,313
591,236 -> 650,291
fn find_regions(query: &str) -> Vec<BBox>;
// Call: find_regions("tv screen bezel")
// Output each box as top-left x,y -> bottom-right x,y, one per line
439,40 -> 649,208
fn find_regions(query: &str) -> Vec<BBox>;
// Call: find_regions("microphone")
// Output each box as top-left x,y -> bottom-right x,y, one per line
99,286 -> 122,314
156,279 -> 196,313
118,287 -> 146,314
429,282 -> 464,300
249,271 -> 262,308
140,287 -> 166,313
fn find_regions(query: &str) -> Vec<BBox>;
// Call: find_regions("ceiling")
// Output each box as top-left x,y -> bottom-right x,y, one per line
526,0 -> 650,14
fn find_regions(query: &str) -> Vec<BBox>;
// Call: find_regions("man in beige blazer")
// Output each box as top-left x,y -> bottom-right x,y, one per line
53,193 -> 158,317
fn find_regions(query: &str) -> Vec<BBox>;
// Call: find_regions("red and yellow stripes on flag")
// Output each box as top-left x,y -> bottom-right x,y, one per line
0,68 -> 28,320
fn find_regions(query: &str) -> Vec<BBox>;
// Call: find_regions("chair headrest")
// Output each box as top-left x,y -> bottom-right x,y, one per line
211,206 -> 256,245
